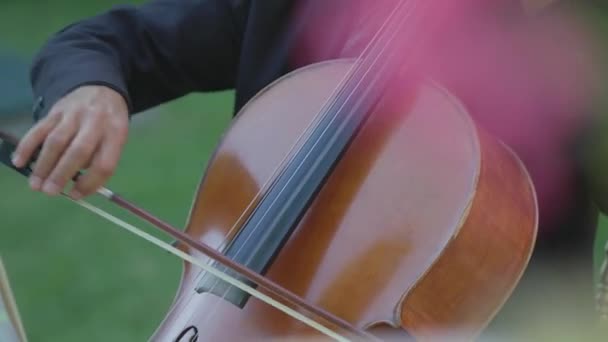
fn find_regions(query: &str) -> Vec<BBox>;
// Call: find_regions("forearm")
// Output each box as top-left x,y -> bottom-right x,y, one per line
30,0 -> 246,119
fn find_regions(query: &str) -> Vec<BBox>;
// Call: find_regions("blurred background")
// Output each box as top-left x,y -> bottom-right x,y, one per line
0,1 -> 234,340
0,0 -> 607,341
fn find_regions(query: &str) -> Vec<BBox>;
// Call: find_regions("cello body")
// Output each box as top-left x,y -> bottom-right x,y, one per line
151,59 -> 538,341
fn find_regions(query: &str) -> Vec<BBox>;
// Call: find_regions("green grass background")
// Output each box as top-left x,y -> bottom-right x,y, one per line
0,1 -> 606,341
0,1 -> 235,340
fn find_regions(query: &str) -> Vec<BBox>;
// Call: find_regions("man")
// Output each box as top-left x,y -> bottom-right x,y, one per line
4,0 -> 606,338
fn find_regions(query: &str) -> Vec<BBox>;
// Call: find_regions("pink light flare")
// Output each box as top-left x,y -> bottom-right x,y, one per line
288,0 -> 602,234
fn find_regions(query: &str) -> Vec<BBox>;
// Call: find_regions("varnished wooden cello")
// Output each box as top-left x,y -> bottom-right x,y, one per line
0,0 -> 544,340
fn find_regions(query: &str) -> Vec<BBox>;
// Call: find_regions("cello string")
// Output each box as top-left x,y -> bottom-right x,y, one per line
232,0 -> 430,267
68,196 -> 350,342
196,0 -> 428,332
205,0 -> 412,249
180,55 -> 362,327
196,0 -> 415,326
186,0 -> 415,326
184,0 -> 404,289
209,0 -> 416,297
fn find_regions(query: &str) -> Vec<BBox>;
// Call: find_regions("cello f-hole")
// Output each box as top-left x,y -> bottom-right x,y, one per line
174,326 -> 198,342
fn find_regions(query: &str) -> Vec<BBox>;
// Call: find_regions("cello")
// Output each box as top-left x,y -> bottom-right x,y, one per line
0,0 -> 542,340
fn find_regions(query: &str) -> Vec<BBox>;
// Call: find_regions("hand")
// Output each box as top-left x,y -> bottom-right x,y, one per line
11,85 -> 129,199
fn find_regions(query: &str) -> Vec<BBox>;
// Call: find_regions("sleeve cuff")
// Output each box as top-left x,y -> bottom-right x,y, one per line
31,59 -> 132,122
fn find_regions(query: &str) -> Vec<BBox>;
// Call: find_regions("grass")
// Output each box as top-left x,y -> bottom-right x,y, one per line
0,91 -> 234,341
0,2 -> 234,340
0,1 -> 606,341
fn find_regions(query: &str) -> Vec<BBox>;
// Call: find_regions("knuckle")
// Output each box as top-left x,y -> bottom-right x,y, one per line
45,167 -> 65,183
49,175 -> 67,187
46,133 -> 69,148
19,123 -> 53,153
96,162 -> 115,178
15,139 -> 34,155
86,103 -> 98,111
72,144 -> 93,158
79,180 -> 99,193
67,106 -> 85,119
110,121 -> 128,135
46,107 -> 64,119
78,186 -> 96,197
85,104 -> 103,116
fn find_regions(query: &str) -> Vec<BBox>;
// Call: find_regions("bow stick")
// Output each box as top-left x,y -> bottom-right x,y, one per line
598,242 -> 608,321
0,129 -> 373,341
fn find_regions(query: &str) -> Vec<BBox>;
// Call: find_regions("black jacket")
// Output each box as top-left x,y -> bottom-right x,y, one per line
27,0 -> 527,119
29,0 -> 533,117
29,0 -> 349,120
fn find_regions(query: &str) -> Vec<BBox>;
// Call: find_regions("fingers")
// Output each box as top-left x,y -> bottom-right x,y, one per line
45,118 -> 104,197
12,113 -> 61,168
13,85 -> 130,199
70,130 -> 125,199
29,114 -> 80,192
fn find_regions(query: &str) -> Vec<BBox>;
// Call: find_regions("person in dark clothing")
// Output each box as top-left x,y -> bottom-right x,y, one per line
5,0 -> 606,338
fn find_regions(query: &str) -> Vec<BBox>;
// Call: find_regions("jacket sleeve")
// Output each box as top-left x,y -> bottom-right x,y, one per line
30,0 -> 248,119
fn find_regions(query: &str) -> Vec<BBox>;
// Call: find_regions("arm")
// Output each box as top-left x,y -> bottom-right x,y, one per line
12,0 -> 249,199
31,0 -> 248,119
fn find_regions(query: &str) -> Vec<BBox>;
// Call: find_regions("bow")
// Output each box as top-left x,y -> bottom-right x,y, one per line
0,128 -> 372,341
0,256 -> 28,342
599,243 -> 608,321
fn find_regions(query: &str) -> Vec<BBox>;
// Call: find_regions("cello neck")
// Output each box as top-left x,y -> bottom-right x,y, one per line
194,0 -> 417,307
